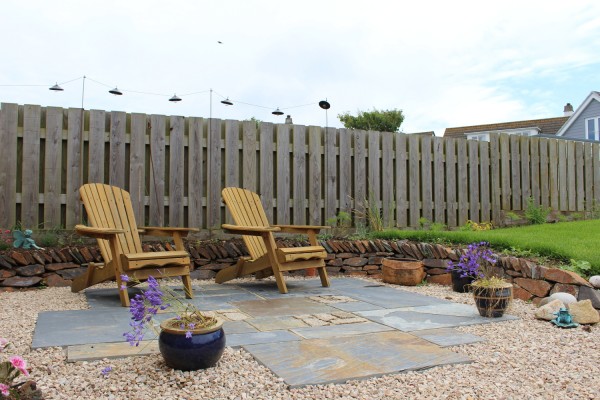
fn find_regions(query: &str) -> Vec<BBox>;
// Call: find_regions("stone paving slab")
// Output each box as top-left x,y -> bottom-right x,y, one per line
226,330 -> 302,347
410,328 -> 485,347
330,300 -> 383,312
291,321 -> 394,339
232,297 -> 336,318
33,308 -> 135,348
247,316 -> 308,331
346,286 -> 453,309
356,308 -> 517,332
244,330 -> 470,388
67,341 -> 159,362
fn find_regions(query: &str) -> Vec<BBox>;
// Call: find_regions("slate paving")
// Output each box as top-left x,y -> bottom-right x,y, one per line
31,277 -> 517,387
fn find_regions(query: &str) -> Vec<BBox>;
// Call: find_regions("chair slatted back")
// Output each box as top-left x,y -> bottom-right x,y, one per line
222,188 -> 270,261
80,184 -> 143,264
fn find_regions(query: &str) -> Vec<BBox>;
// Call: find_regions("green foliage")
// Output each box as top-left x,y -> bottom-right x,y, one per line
556,214 -> 569,223
459,220 -> 493,231
337,108 -> 405,132
561,259 -> 596,277
353,192 -> 384,232
430,222 -> 447,232
571,212 -> 584,221
323,211 -> 353,239
417,218 -> 446,232
524,197 -> 550,225
371,220 -> 600,271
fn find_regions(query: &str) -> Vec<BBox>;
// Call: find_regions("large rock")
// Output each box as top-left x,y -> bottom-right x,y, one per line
550,283 -> 579,298
567,300 -> 600,324
15,264 -> 45,277
0,276 -> 42,287
590,275 -> 600,289
8,251 -> 29,266
344,257 -> 368,267
189,269 -> 216,280
543,268 -> 591,286
0,269 -> 16,279
535,299 -> 565,321
44,262 -> 80,272
549,292 -> 577,304
55,267 -> 88,280
427,273 -> 452,286
44,274 -> 72,287
514,278 -> 552,297
578,286 -> 600,309
512,285 -> 533,301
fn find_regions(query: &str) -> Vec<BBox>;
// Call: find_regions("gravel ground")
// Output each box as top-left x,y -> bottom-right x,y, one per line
1,277 -> 598,400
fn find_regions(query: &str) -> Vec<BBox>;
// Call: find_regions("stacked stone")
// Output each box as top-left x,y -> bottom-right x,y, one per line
1,239 -> 599,313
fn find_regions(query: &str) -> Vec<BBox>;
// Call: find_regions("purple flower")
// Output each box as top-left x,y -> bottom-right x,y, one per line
101,366 -> 112,376
120,275 -> 130,282
447,242 -> 497,279
185,331 -> 192,339
188,323 -> 196,330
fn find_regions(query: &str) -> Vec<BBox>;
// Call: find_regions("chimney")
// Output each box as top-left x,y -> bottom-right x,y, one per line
564,103 -> 574,117
285,115 -> 293,124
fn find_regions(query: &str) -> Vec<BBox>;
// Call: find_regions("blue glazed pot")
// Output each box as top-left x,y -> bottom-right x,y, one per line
159,318 -> 226,371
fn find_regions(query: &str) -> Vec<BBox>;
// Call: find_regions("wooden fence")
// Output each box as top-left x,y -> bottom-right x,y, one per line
1,102 -> 599,232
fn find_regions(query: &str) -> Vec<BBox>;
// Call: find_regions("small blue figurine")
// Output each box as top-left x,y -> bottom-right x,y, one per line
551,307 -> 579,329
12,229 -> 43,250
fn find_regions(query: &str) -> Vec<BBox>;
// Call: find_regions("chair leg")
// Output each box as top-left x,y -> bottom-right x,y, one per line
182,274 -> 193,299
317,266 -> 330,287
272,265 -> 288,294
116,274 -> 130,307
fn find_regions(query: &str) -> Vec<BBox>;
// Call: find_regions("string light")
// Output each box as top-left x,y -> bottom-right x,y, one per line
2,75 -> 329,115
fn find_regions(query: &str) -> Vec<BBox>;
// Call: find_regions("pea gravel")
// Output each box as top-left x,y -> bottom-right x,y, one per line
1,277 -> 598,400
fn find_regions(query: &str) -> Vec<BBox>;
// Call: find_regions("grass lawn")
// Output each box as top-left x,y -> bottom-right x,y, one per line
371,220 -> 600,274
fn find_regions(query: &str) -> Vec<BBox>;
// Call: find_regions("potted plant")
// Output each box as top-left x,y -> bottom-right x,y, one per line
449,242 -> 512,317
121,275 -> 226,371
446,242 -> 490,293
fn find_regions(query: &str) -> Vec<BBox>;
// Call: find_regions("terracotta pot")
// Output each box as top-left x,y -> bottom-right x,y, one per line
382,258 -> 425,286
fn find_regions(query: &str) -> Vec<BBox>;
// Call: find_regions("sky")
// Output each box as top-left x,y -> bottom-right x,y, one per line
1,0 -> 600,135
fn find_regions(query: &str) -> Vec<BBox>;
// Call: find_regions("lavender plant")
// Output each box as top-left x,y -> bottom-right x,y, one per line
121,275 -> 218,347
447,241 -> 498,280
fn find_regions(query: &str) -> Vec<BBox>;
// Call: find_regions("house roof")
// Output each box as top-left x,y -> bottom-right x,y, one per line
444,116 -> 569,138
556,91 -> 600,136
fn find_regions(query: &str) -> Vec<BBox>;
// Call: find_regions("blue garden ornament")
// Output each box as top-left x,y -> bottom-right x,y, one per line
12,229 -> 43,250
551,307 -> 579,329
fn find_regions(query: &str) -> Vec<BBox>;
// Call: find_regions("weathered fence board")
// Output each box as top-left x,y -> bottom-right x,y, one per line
129,113 -> 147,224
276,124 -> 291,224
44,107 -> 63,228
22,105 -> 41,228
109,111 -> 126,188
293,125 -> 307,225
3,102 -> 599,232
169,116 -> 185,226
260,123 -> 274,223
0,104 -> 18,228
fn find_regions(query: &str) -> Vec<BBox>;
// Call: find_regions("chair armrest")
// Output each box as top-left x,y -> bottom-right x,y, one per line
222,224 -> 281,236
272,224 -> 330,234
139,227 -> 200,237
75,225 -> 125,240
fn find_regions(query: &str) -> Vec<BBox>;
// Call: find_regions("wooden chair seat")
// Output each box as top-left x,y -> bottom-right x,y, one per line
121,251 -> 190,270
216,187 -> 331,293
276,246 -> 327,263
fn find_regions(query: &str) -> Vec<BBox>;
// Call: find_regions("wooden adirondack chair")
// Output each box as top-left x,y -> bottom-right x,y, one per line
216,187 -> 331,293
71,183 -> 198,306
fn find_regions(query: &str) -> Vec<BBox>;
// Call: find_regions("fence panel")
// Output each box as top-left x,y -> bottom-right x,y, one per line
2,102 -> 599,233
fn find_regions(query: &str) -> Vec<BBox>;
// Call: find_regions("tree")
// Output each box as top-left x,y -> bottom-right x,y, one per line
337,108 -> 405,132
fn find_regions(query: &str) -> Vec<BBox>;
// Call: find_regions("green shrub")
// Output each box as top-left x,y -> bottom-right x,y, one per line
524,197 -> 550,225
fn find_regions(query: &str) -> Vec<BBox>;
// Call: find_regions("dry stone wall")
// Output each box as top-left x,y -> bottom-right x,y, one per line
1,239 -> 598,310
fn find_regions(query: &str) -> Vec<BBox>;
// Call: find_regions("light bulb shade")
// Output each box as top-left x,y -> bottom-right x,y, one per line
49,83 -> 64,91
221,98 -> 233,105
319,100 -> 331,110
109,87 -> 123,95
169,94 -> 182,102
272,108 -> 284,116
